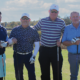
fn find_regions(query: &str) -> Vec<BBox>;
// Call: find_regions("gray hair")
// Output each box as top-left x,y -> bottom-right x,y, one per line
70,11 -> 79,17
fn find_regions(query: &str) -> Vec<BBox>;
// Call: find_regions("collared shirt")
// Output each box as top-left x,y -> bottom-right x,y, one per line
34,17 -> 65,47
0,25 -> 8,41
62,23 -> 80,54
0,25 -> 8,55
9,25 -> 40,53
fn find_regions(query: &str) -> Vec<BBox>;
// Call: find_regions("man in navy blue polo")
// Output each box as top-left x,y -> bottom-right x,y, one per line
62,11 -> 80,80
9,13 -> 40,80
0,12 -> 8,80
34,4 -> 65,80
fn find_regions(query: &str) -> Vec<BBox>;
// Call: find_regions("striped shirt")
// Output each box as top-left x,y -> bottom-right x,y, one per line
34,17 -> 66,47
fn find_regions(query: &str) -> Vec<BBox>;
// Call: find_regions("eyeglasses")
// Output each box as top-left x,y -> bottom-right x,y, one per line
21,17 -> 29,20
50,10 -> 58,13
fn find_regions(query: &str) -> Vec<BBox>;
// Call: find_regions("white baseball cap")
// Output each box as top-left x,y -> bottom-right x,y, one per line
50,4 -> 59,11
21,13 -> 30,18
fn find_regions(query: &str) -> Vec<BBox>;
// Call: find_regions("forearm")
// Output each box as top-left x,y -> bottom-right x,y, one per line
59,33 -> 63,43
62,41 -> 75,46
29,42 -> 39,64
8,38 -> 14,45
33,41 -> 39,56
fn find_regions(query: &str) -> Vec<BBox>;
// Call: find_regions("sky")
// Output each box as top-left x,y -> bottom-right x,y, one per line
0,0 -> 80,22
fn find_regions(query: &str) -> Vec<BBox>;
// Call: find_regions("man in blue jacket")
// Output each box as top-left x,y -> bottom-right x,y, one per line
0,12 -> 8,80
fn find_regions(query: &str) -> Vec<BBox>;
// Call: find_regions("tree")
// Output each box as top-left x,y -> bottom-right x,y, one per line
63,17 -> 71,25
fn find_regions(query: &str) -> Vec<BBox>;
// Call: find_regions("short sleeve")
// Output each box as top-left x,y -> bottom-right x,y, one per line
9,28 -> 16,38
6,36 -> 8,41
33,19 -> 42,31
61,21 -> 66,33
33,30 -> 40,42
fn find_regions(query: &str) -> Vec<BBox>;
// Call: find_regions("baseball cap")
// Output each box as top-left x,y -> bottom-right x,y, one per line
21,13 -> 30,18
50,4 -> 59,11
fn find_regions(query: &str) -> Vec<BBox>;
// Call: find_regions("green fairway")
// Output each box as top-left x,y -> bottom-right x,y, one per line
5,47 -> 80,80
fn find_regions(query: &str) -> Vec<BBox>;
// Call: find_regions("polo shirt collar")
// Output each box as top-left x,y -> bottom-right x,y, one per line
48,17 -> 58,21
70,23 -> 80,29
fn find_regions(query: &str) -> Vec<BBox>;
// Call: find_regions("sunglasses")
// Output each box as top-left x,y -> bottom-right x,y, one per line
21,17 -> 29,20
50,10 -> 58,13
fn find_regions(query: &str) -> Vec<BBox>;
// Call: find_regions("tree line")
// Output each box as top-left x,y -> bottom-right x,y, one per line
1,16 -> 71,28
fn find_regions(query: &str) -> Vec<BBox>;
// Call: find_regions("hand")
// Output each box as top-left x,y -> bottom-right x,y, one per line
1,41 -> 8,47
0,41 -> 3,48
12,37 -> 17,44
71,38 -> 76,43
57,40 -> 61,47
29,55 -> 35,64
8,37 -> 17,45
74,40 -> 80,45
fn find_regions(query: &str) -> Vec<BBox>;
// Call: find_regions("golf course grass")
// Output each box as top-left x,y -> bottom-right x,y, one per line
5,47 -> 80,80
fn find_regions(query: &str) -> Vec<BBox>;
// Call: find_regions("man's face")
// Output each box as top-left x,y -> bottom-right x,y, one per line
70,13 -> 79,24
0,14 -> 1,22
20,16 -> 30,27
49,9 -> 58,20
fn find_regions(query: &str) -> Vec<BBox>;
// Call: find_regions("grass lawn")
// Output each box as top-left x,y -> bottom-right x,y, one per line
5,47 -> 80,80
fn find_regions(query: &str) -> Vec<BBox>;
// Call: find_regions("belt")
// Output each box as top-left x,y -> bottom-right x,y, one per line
17,51 -> 32,55
41,45 -> 56,48
0,53 -> 4,55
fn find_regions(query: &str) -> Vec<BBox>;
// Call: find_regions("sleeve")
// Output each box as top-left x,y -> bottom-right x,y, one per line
62,27 -> 67,42
33,42 -> 39,56
61,21 -> 66,33
6,36 -> 8,41
9,28 -> 16,38
33,19 -> 42,31
3,27 -> 8,41
33,30 -> 40,42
